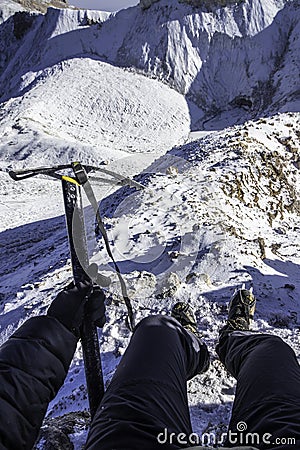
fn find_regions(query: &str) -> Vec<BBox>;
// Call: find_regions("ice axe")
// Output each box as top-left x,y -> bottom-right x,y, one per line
9,161 -> 137,417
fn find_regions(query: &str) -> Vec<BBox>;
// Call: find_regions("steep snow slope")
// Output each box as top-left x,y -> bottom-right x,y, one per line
0,0 -> 299,131
0,8 -> 111,99
0,6 -> 190,166
108,0 -> 299,126
0,57 -> 190,166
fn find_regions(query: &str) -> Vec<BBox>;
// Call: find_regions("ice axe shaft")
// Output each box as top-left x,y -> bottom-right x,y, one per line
62,177 -> 104,417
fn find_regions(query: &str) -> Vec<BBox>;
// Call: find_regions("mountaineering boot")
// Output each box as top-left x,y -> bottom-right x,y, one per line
216,287 -> 256,360
226,287 -> 256,331
171,302 -> 210,374
171,302 -> 202,339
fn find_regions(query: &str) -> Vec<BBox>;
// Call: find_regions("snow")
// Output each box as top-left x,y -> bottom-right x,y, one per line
0,0 -> 299,447
0,0 -> 26,24
0,58 -> 190,167
2,0 -> 299,122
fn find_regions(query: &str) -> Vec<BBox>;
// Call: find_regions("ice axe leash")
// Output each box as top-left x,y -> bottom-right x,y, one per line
72,162 -> 135,332
9,161 -> 143,416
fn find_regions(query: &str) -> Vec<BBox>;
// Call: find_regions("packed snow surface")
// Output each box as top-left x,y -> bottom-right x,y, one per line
0,0 -> 299,447
0,57 -> 190,166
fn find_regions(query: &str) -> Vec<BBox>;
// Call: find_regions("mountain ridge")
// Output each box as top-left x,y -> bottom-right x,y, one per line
0,0 -> 299,132
0,0 -> 69,24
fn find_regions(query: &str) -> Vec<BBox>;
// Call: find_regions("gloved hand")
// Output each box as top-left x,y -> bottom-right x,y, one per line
47,281 -> 106,337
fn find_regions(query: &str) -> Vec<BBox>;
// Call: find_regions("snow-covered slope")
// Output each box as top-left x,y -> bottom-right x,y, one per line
0,0 -> 299,448
0,6 -> 190,166
109,0 -> 299,127
0,0 -> 298,169
1,111 -> 299,447
0,0 -> 299,131
0,57 -> 190,166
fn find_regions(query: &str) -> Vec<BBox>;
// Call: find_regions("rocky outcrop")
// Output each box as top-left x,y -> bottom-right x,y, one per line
13,11 -> 36,39
0,1 -> 26,24
14,0 -> 69,14
140,0 -> 244,9
178,0 -> 244,6
140,0 -> 160,9
35,411 -> 90,450
0,0 -> 69,25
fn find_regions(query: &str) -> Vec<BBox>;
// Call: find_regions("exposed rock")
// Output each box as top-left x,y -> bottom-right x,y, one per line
14,0 -> 69,14
231,95 -> 253,110
257,237 -> 266,260
13,11 -> 36,39
140,0 -> 244,10
140,0 -> 160,10
283,284 -> 296,290
186,272 -> 212,286
156,272 -> 181,298
166,166 -> 179,177
178,0 -> 244,6
0,0 -> 69,25
35,411 -> 90,450
0,1 -> 26,24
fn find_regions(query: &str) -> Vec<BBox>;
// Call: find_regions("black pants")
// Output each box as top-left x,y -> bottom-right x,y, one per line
217,331 -> 300,449
86,316 -> 300,449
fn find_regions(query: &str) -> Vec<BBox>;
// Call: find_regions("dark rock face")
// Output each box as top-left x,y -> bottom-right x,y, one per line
13,11 -> 35,39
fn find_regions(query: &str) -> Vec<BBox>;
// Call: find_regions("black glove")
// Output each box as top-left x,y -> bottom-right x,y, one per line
47,281 -> 106,337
